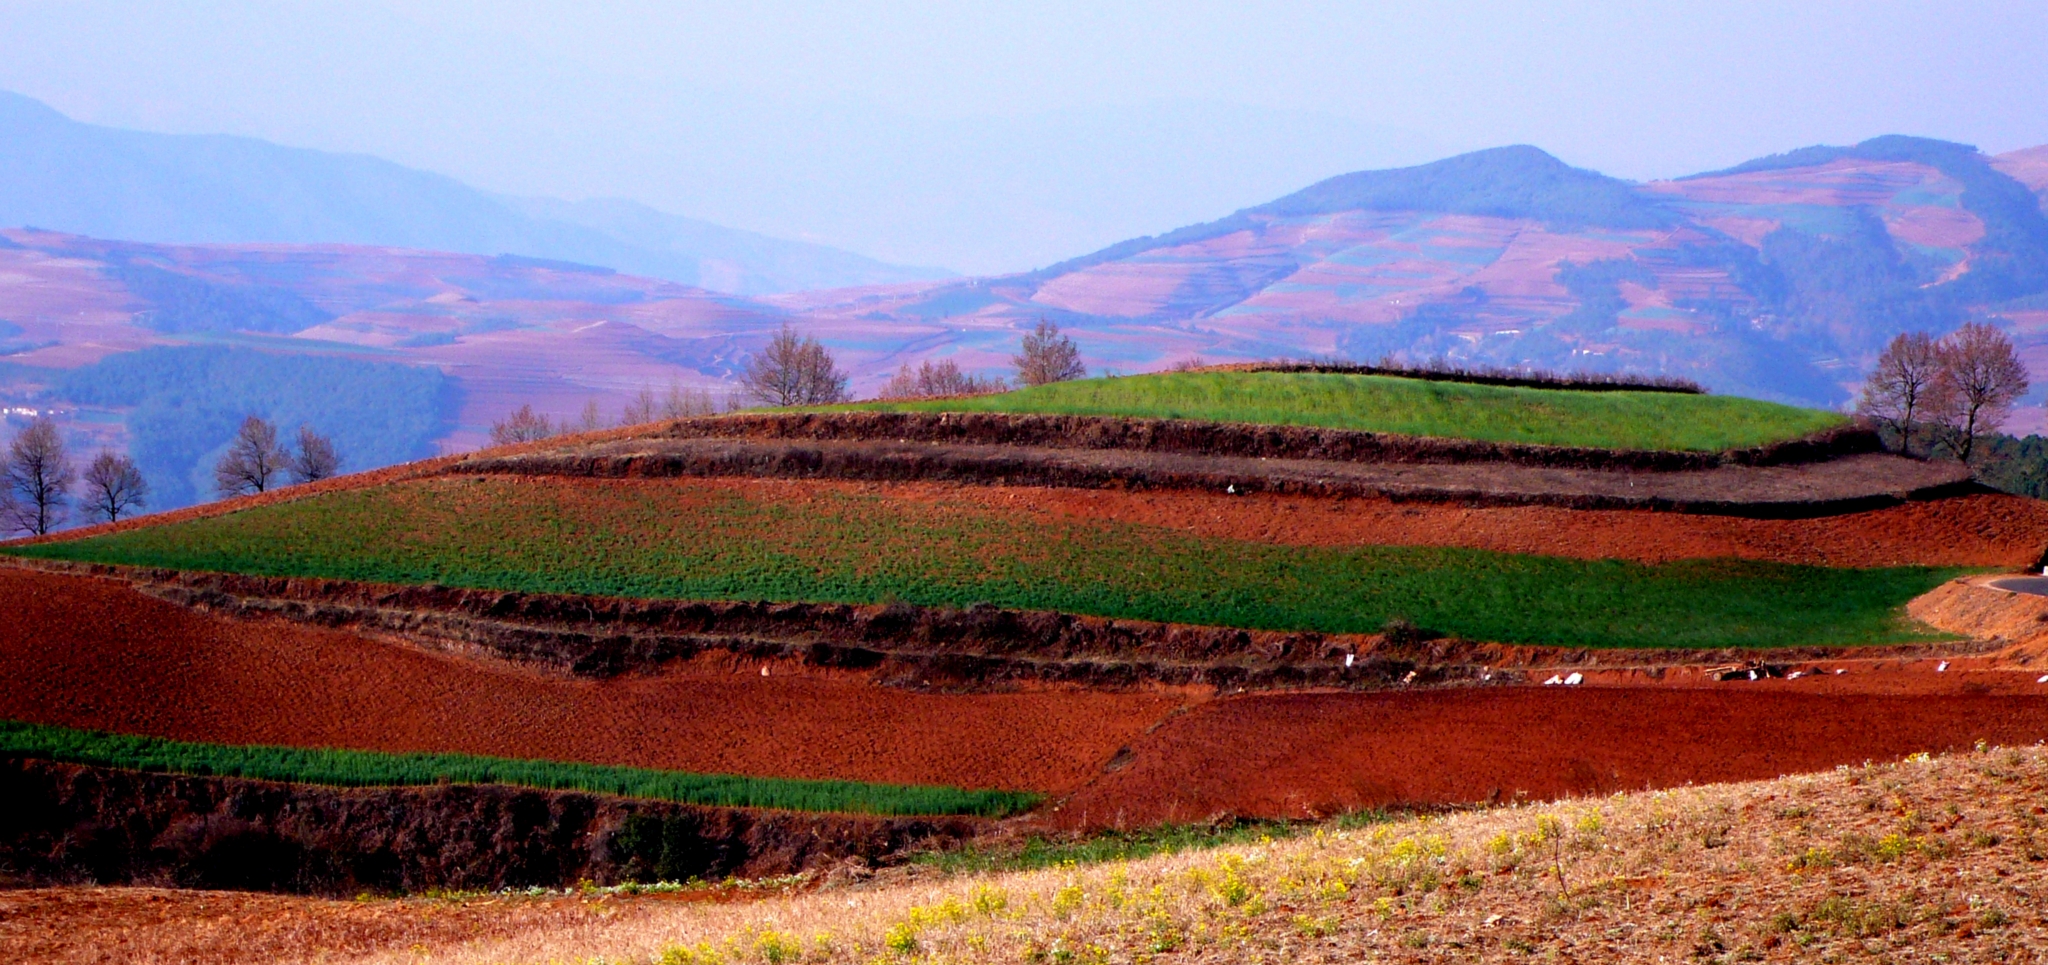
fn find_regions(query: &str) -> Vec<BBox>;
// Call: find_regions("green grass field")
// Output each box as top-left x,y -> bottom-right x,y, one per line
9,477 -> 1959,650
830,371 -> 1845,452
0,719 -> 1040,817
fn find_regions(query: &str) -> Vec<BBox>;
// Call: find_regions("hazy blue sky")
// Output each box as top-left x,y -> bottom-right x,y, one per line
3,1 -> 2044,273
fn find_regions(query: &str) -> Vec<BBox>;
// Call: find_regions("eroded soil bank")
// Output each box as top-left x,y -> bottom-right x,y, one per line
0,758 -> 977,895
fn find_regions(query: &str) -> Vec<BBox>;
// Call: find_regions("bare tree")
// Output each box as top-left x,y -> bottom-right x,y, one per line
879,359 -> 1006,399
621,387 -> 659,426
289,425 -> 341,483
743,325 -> 848,406
4,417 -> 75,535
663,381 -> 721,418
81,449 -> 148,523
215,416 -> 289,497
1013,318 -> 1085,387
1857,332 -> 1944,453
489,405 -> 555,445
1169,356 -> 1208,373
574,398 -> 607,433
1932,321 -> 2031,464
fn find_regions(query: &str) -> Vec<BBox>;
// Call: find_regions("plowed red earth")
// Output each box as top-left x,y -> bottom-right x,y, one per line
1049,687 -> 2048,829
0,885 -> 690,965
915,485 -> 2048,567
0,568 -> 1183,794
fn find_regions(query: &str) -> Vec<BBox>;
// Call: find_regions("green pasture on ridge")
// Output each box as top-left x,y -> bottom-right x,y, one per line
0,719 -> 1040,817
9,477 -> 1960,651
830,371 -> 1845,452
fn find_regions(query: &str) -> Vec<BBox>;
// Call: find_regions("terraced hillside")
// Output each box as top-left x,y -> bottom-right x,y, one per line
835,370 -> 1845,451
6,369 -> 2048,901
12,136 -> 2048,513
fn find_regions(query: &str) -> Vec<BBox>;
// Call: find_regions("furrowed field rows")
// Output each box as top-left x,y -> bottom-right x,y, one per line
831,371 -> 1845,452
0,720 -> 1041,817
10,477 -> 1961,650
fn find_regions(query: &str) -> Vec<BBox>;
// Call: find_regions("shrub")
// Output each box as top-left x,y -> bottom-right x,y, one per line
490,405 -> 556,445
879,359 -> 1005,399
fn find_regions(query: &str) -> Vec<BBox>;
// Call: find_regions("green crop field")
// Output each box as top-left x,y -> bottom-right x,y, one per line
831,371 -> 1844,452
0,719 -> 1040,817
9,477 -> 1960,650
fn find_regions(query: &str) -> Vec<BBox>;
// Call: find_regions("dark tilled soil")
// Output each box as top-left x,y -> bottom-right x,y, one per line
463,437 -> 1971,517
2,758 -> 978,894
647,411 -> 1876,471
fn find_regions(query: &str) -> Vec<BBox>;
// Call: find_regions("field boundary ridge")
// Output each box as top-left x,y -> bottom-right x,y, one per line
1222,359 -> 1705,393
642,411 -> 1877,470
0,755 -> 982,895
9,559 -> 2003,692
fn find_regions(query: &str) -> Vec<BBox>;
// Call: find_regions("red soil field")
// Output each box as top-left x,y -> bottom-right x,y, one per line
12,559 -> 2048,833
0,885 -> 687,965
0,567 -> 1183,795
731,480 -> 2048,568
1051,687 -> 2048,829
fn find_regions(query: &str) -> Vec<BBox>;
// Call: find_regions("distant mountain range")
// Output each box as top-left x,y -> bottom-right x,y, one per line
6,118 -> 2048,511
0,91 -> 949,295
798,138 -> 2048,410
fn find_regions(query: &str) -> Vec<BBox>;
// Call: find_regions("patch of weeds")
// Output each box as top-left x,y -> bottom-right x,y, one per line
1291,914 -> 1337,938
1786,846 -> 1836,871
1805,896 -> 1914,938
917,814 -> 1388,874
751,930 -> 801,965
882,921 -> 919,956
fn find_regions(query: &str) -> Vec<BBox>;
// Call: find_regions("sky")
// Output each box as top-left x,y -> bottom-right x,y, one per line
2,0 -> 2045,274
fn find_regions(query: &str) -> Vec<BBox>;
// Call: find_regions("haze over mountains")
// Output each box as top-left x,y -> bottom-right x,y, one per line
0,92 -> 948,296
6,92 -> 2048,510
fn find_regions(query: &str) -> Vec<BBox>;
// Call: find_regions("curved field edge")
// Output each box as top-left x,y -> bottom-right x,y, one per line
446,746 -> 2048,965
0,720 -> 1041,818
827,371 -> 1845,452
5,477 -> 1970,650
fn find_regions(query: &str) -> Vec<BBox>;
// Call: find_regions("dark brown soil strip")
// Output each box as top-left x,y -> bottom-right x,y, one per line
456,436 -> 1974,519
19,561 -> 1997,692
645,411 -> 1875,470
0,758 -> 979,895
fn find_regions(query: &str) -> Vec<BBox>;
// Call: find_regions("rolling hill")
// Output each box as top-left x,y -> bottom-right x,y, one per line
790,138 -> 2048,411
0,228 -> 791,506
8,134 -> 2048,511
0,91 -> 948,295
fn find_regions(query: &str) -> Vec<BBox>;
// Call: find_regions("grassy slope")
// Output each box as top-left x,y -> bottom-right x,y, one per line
10,478 -> 1957,650
0,720 -> 1038,817
833,372 -> 1845,451
412,745 -> 2048,965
